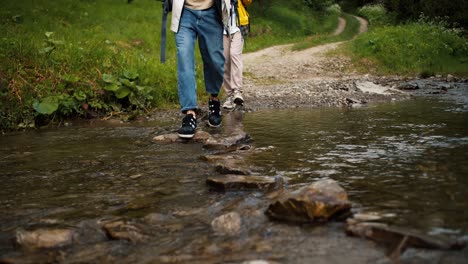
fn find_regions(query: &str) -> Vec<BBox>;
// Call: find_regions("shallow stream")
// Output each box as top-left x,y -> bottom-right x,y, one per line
1,92 -> 467,262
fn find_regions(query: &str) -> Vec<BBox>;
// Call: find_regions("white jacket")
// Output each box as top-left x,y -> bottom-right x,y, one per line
170,0 -> 231,33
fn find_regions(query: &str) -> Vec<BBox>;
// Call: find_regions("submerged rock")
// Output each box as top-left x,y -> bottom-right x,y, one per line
15,227 -> 76,250
204,132 -> 251,151
101,219 -> 150,243
211,212 -> 242,235
214,157 -> 252,175
206,174 -> 282,191
201,154 -> 243,163
346,222 -> 466,253
266,179 -> 351,223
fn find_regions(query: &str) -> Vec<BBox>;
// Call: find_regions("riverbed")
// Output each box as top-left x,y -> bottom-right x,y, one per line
1,89 -> 468,263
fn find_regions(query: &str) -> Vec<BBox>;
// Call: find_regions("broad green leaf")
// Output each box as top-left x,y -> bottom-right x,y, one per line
61,74 -> 80,83
33,97 -> 59,115
123,70 -> 139,80
115,86 -> 131,99
39,46 -> 54,54
119,78 -> 136,89
49,39 -> 64,46
102,73 -> 117,84
103,83 -> 120,92
45,32 -> 54,38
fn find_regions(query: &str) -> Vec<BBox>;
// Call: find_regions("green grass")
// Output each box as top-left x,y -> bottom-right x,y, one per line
244,4 -> 338,52
0,0 -> 337,131
291,13 -> 360,51
347,22 -> 468,76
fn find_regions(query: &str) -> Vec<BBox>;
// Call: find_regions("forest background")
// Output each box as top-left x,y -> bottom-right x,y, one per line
1,0 -> 467,131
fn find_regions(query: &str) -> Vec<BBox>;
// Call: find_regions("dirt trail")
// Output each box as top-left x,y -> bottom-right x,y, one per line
241,15 -> 398,110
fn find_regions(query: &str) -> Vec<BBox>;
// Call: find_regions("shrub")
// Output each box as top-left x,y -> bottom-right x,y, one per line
350,17 -> 468,75
358,3 -> 395,27
326,4 -> 342,15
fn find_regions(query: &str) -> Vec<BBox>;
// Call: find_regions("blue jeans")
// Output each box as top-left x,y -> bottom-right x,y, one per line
175,7 -> 224,113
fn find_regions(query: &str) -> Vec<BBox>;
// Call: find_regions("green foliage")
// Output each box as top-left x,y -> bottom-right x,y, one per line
349,18 -> 468,76
383,0 -> 467,27
357,3 -> 395,27
326,4 -> 342,15
246,1 -> 339,52
0,0 -> 178,130
303,0 -> 335,12
1,0 -> 339,131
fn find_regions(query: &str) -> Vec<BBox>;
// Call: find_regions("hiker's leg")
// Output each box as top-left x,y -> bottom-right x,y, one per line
229,31 -> 244,94
175,8 -> 198,113
197,7 -> 224,97
223,34 -> 233,96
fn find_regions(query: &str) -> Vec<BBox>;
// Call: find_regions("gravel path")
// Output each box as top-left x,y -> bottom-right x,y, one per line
241,15 -> 408,111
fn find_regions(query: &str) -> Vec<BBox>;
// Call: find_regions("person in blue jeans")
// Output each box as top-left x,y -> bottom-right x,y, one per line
170,0 -> 231,138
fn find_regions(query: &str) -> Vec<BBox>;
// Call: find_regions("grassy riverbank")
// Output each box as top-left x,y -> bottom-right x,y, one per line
346,4 -> 468,76
1,1 -> 467,131
0,0 -> 338,131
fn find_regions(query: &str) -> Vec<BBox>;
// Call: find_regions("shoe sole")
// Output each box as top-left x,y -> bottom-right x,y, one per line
233,97 -> 244,105
177,133 -> 195,139
207,121 -> 222,128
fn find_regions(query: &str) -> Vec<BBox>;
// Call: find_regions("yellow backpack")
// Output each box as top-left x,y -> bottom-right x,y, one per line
238,0 -> 251,26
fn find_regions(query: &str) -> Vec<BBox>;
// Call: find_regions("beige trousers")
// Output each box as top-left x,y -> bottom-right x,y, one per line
223,31 -> 244,96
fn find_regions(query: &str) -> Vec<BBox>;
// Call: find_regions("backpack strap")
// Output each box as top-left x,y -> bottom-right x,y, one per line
160,0 -> 172,63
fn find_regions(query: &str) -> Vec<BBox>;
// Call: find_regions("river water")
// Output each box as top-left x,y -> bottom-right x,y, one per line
243,97 -> 468,234
1,92 -> 467,262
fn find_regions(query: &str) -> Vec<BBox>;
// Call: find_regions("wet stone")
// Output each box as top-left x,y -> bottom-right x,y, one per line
211,212 -> 242,236
203,132 -> 251,150
355,81 -> 400,95
101,219 -> 150,243
15,227 -> 76,251
143,213 -> 174,225
152,130 -> 212,143
266,179 -> 352,223
346,222 -> 466,251
348,213 -> 385,223
214,157 -> 252,175
206,174 -> 281,191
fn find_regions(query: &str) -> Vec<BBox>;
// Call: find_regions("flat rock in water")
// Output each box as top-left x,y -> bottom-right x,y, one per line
15,227 -> 76,250
266,179 -> 351,223
206,174 -> 282,191
204,132 -> 251,150
153,130 -> 212,143
101,219 -> 150,243
215,157 -> 252,175
346,222 -> 466,251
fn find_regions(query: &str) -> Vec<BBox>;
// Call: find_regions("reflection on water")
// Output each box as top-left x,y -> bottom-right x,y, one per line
0,126 -> 216,224
243,97 -> 468,234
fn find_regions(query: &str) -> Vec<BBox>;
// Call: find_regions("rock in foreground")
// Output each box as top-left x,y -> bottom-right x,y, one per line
346,222 -> 466,251
15,227 -> 76,251
266,179 -> 351,223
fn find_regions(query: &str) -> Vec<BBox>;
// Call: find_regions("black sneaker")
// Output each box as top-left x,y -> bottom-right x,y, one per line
208,99 -> 222,127
177,114 -> 197,138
